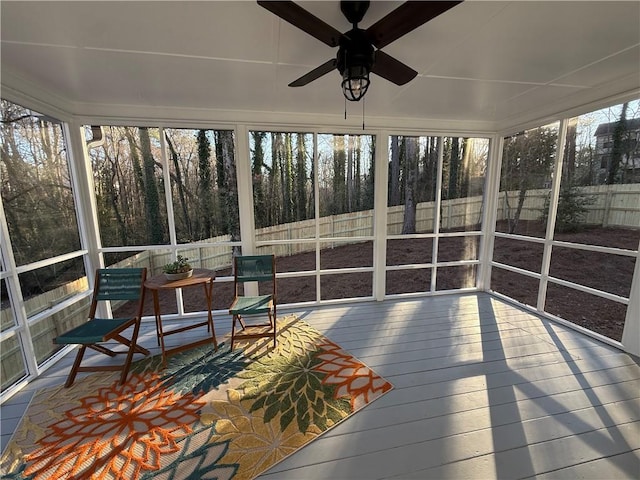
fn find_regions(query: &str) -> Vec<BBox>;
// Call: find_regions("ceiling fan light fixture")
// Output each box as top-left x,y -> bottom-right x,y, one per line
341,65 -> 370,102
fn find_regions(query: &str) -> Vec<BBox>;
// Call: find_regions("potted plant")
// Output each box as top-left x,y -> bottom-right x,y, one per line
162,255 -> 193,280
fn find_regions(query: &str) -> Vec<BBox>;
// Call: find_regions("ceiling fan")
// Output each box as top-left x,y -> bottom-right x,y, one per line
258,0 -> 462,101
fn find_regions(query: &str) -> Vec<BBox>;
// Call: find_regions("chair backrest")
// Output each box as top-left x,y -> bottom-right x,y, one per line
234,255 -> 275,284
95,268 -> 147,301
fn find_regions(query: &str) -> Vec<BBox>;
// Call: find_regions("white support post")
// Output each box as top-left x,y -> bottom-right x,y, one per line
158,127 -> 186,315
431,138 -> 444,293
66,121 -> 102,278
235,124 -> 255,256
537,119 -> 567,311
159,127 -> 179,248
235,125 -> 259,296
65,121 -> 105,316
621,245 -> 640,356
477,134 -> 503,291
314,132 -> 321,302
373,130 -> 389,301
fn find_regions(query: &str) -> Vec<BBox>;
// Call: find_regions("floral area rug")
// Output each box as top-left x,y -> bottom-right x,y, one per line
1,316 -> 392,479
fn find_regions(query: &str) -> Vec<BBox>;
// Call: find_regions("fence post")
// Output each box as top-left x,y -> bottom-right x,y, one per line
603,188 -> 613,227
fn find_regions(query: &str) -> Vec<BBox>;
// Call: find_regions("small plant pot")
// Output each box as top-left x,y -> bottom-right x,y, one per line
165,269 -> 193,281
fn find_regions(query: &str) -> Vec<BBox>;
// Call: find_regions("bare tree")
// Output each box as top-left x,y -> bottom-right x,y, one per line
165,132 -> 193,239
401,137 -> 418,234
608,102 -> 628,184
332,135 -> 347,214
196,130 -> 214,239
294,134 -> 308,220
502,126 -> 557,233
389,136 -> 401,206
251,131 -> 268,227
139,127 -> 164,244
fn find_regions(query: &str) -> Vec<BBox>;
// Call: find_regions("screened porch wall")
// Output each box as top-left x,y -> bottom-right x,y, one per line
0,93 -> 639,402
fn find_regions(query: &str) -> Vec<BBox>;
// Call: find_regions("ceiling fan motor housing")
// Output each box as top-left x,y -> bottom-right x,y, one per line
336,28 -> 374,76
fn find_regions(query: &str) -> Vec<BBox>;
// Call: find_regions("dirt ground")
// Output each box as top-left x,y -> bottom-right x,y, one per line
120,221 -> 638,343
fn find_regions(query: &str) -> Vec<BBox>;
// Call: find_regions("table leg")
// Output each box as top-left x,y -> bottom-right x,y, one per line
152,290 -> 167,365
152,290 -> 160,347
203,280 -> 218,351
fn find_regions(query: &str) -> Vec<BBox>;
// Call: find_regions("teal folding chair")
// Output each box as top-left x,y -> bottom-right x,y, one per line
54,268 -> 150,387
229,255 -> 277,350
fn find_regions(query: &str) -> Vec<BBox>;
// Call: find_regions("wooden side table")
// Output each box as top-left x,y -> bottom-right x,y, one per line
144,268 -> 218,365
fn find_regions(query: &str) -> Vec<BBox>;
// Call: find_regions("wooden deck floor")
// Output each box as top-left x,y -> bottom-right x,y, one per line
2,292 -> 639,479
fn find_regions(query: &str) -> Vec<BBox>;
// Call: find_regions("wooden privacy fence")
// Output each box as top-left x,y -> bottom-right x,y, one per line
132,237 -> 235,277
579,184 -> 640,227
256,185 -> 639,252
496,184 -> 640,227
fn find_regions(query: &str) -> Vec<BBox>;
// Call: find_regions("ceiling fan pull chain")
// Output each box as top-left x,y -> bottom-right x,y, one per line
345,96 -> 347,120
362,97 -> 365,130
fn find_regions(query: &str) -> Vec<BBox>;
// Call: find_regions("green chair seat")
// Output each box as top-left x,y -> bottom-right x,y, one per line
229,295 -> 272,315
54,318 -> 134,344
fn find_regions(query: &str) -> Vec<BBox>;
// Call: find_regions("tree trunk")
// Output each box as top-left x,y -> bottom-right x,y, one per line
448,137 -> 460,199
459,138 -> 470,198
347,135 -> 355,212
354,137 -> 362,210
332,135 -> 346,214
252,131 -> 267,227
295,133 -> 307,221
139,127 -> 164,244
510,186 -> 527,234
389,136 -> 401,206
124,127 -> 145,221
197,130 -> 213,239
401,137 -> 418,234
608,102 -> 628,184
166,132 -> 193,239
269,133 -> 283,226
283,134 -> 293,222
564,117 -> 578,185
219,131 -> 239,243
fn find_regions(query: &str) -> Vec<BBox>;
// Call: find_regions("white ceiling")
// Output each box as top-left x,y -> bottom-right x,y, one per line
1,1 -> 639,132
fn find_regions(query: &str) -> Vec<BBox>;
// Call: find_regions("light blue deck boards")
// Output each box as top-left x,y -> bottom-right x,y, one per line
2,292 -> 639,479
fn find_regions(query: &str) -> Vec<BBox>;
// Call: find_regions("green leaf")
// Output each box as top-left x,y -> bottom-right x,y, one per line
306,385 -> 319,405
280,406 -> 295,431
264,399 -> 280,423
314,395 -> 325,414
308,372 -> 322,391
297,394 -> 308,417
298,410 -> 311,433
294,374 -> 306,393
275,379 -> 293,393
249,394 -> 267,412
326,400 -> 350,423
281,393 -> 292,411
265,392 -> 280,407
314,411 -> 327,430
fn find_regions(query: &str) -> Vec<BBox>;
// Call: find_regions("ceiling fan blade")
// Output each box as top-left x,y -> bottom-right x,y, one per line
371,50 -> 417,85
366,1 -> 462,49
258,1 -> 343,47
289,59 -> 337,87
